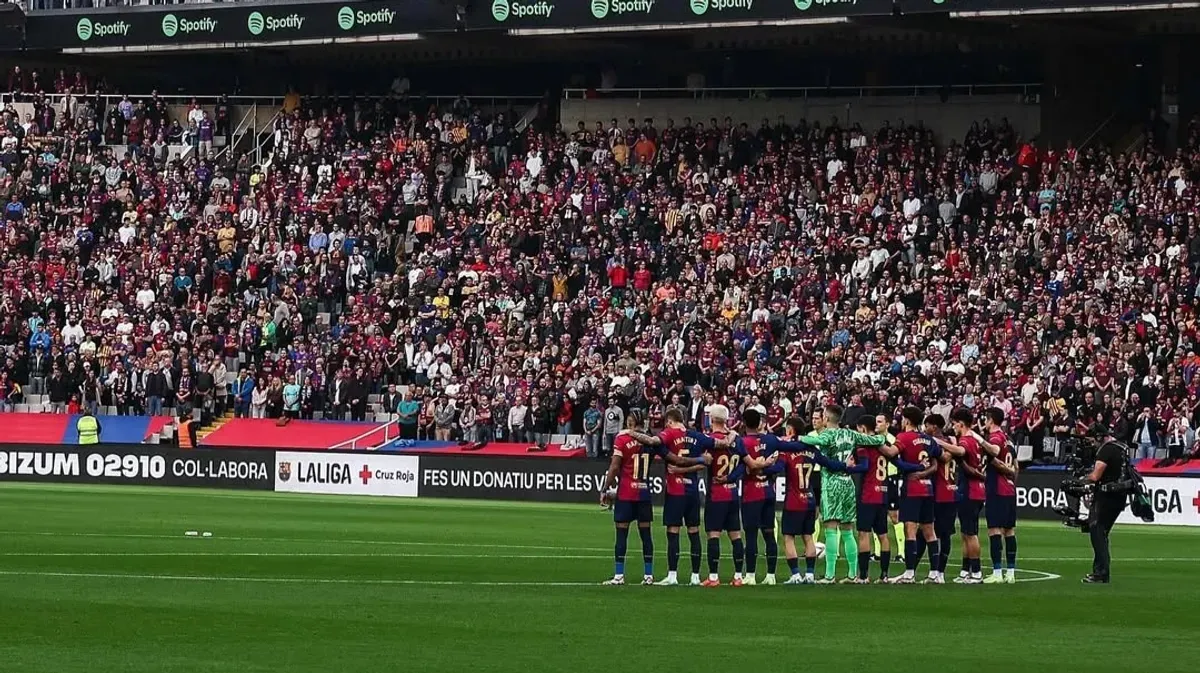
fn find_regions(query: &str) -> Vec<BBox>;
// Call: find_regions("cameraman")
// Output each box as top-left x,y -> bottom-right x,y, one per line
1082,424 -> 1129,584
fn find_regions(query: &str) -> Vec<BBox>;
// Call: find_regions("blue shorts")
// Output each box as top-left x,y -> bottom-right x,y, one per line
741,498 -> 776,531
614,500 -> 653,524
959,500 -> 984,536
663,493 -> 701,528
899,497 -> 935,524
781,509 -> 817,537
704,499 -> 741,532
856,503 -> 889,535
934,501 -> 958,537
985,496 -> 1017,530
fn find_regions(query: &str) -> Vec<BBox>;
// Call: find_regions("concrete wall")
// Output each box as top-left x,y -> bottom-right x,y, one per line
561,94 -> 1041,144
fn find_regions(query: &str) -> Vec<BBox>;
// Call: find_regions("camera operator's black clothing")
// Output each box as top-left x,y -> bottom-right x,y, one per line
1089,440 -> 1129,580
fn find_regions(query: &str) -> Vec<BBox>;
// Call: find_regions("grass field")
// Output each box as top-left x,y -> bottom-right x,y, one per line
0,484 -> 1196,673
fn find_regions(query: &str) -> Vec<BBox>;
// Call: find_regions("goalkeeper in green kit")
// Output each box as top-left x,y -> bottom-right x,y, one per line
805,404 -> 887,583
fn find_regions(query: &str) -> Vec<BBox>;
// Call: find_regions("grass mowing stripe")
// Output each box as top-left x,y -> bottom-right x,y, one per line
0,552 -> 1193,562
0,570 -> 600,587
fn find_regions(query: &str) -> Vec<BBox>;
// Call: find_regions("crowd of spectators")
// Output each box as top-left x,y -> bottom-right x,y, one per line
2,65 -> 1200,465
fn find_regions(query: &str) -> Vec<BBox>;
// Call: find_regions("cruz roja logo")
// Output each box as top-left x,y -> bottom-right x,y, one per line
161,14 -> 218,37
491,0 -> 555,21
690,0 -> 754,15
76,17 -> 130,41
590,0 -> 654,19
247,10 -> 305,36
338,5 -> 396,30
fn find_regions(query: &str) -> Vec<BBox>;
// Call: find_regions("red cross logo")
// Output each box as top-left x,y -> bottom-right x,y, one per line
359,465 -> 372,485
1192,491 -> 1200,514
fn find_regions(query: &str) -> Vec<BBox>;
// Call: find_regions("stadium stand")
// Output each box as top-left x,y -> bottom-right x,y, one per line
0,56 -> 1198,473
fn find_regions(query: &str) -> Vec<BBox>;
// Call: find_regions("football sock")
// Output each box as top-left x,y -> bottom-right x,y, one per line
688,531 -> 702,574
787,557 -> 800,576
823,528 -> 840,577
842,530 -> 858,578
731,538 -> 745,575
763,533 -> 779,574
914,536 -> 927,570
639,527 -> 654,576
805,556 -> 816,576
880,550 -> 891,576
970,558 -> 982,574
872,533 -> 880,556
744,532 -> 759,574
707,537 -> 720,575
893,522 -> 905,555
1005,535 -> 1017,571
989,534 -> 1003,572
904,539 -> 917,571
926,539 -> 941,574
857,551 -> 871,580
939,537 -> 952,574
666,532 -> 681,572
615,526 -> 629,576
961,556 -> 969,575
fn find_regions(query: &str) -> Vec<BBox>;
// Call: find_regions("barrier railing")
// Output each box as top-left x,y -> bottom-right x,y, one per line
328,419 -> 399,452
563,83 -> 1043,101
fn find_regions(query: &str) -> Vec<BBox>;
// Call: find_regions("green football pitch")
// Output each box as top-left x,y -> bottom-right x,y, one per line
0,484 -> 1196,673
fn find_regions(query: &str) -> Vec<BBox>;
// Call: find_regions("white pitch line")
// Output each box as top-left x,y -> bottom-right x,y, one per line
0,569 -> 1066,586
0,530 -> 611,552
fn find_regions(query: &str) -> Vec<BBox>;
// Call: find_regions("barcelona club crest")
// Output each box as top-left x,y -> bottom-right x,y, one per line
278,462 -> 292,482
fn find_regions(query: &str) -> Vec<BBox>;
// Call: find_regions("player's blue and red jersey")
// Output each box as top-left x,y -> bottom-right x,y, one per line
705,429 -> 747,503
740,434 -> 778,503
853,445 -> 892,505
986,429 -> 1017,498
896,430 -> 941,498
932,439 -> 960,503
614,433 -> 667,502
660,426 -> 713,497
957,434 -> 987,502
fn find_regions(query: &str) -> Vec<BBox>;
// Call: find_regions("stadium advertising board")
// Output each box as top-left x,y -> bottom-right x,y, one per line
420,454 -> 681,503
0,445 -> 273,490
275,451 -> 419,498
479,0 -> 894,30
24,1 -> 443,50
1015,472 -> 1200,526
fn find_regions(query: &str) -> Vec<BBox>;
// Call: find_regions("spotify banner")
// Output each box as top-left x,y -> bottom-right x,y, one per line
24,1 -> 444,50
478,0 -> 893,29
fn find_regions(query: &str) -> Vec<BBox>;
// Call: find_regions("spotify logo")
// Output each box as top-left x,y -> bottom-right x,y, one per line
338,6 -> 355,30
247,11 -> 264,35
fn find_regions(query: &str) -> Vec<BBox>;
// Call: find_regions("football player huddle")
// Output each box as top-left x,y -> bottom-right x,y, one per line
600,404 -> 1019,586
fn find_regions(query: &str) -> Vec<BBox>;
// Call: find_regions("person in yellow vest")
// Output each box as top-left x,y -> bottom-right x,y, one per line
76,411 -> 102,445
178,413 -> 197,450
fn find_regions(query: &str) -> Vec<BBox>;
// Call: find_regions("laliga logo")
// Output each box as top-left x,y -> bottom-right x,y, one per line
76,17 -> 130,41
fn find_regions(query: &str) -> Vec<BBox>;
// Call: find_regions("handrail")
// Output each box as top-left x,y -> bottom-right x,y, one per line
328,418 -> 399,451
1080,111 -> 1117,150
214,102 -> 255,162
563,83 -> 1042,100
